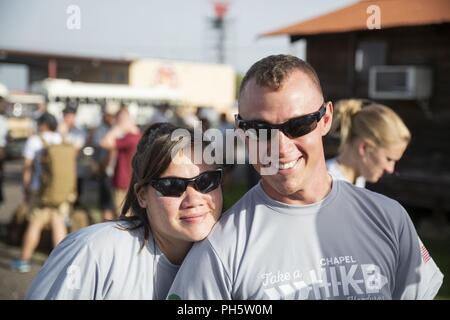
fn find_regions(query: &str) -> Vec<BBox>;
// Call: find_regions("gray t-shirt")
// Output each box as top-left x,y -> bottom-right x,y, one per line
168,179 -> 443,300
22,132 -> 63,191
26,221 -> 179,300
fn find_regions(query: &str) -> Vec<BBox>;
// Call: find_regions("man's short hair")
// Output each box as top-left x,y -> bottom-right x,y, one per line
63,102 -> 77,115
37,112 -> 58,132
239,54 -> 323,97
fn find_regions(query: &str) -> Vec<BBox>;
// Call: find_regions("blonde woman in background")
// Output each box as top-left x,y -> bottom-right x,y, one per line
327,99 -> 411,187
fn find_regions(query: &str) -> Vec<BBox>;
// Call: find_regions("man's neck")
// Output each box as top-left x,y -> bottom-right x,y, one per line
261,171 -> 333,205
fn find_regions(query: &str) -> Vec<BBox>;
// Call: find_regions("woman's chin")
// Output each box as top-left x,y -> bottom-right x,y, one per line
180,225 -> 213,242
184,232 -> 209,242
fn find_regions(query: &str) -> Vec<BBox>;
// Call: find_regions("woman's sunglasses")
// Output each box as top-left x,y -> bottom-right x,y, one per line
235,102 -> 327,140
150,169 -> 223,197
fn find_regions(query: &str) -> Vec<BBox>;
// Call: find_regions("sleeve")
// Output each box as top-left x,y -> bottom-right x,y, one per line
22,136 -> 39,160
92,127 -> 104,147
67,130 -> 86,149
26,236 -> 104,300
167,239 -> 233,300
78,129 -> 87,147
0,117 -> 7,147
392,207 -> 444,300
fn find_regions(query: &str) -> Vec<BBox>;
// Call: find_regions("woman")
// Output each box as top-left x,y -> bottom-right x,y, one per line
327,99 -> 411,187
26,122 -> 223,299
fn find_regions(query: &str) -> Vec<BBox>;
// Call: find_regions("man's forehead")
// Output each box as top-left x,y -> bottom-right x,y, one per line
238,78 -> 322,121
241,71 -> 320,99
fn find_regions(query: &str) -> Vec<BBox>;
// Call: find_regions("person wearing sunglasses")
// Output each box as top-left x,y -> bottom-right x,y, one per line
326,99 -> 411,188
26,122 -> 223,299
167,55 -> 443,300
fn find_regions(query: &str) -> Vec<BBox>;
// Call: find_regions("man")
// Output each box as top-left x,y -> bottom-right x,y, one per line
11,113 -> 68,273
59,104 -> 86,206
93,104 -> 116,220
0,97 -> 8,205
167,55 -> 443,300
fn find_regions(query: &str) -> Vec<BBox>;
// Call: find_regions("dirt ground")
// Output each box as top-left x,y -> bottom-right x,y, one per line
0,160 -> 46,299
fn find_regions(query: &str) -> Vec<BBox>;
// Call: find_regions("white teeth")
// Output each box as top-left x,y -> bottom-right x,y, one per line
279,159 -> 298,170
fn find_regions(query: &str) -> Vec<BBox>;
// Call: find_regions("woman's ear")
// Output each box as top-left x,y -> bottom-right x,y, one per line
358,139 -> 375,159
134,183 -> 147,208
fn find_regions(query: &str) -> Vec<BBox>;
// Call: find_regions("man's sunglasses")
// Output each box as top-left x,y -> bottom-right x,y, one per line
150,169 -> 223,197
235,102 -> 327,140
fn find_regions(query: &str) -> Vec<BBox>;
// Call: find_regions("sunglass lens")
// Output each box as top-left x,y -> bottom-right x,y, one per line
287,118 -> 318,138
156,178 -> 186,197
195,171 -> 222,193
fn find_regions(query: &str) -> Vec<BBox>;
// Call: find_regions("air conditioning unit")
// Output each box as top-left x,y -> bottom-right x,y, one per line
369,66 -> 432,100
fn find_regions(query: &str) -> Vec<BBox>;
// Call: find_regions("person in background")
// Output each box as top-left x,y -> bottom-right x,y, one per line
11,113 -> 68,273
326,99 -> 411,188
31,102 -> 47,133
217,112 -> 233,135
59,104 -> 86,205
0,97 -> 8,205
93,105 -> 117,221
100,106 -> 141,217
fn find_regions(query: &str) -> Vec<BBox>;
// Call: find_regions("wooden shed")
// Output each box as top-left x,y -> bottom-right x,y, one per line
263,0 -> 450,213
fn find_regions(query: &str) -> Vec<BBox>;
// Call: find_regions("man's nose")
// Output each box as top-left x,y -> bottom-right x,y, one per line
277,130 -> 296,155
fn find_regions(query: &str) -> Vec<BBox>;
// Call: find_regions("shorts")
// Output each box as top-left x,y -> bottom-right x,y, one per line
28,193 -> 70,226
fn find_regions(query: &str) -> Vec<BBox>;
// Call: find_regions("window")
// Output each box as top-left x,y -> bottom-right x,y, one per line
355,41 -> 386,78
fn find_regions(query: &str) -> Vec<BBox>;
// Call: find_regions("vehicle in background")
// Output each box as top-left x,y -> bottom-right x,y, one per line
31,78 -> 182,128
2,91 -> 45,159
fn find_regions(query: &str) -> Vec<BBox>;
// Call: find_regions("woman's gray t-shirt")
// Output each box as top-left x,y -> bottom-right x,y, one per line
26,221 -> 179,300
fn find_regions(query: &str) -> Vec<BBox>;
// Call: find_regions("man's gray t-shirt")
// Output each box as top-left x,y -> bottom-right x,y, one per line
168,179 -> 443,300
26,221 -> 179,300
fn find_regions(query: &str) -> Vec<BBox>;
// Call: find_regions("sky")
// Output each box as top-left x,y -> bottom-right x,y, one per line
0,0 -> 355,74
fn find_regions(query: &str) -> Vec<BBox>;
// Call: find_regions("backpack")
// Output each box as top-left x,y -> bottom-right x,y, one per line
39,135 -> 77,206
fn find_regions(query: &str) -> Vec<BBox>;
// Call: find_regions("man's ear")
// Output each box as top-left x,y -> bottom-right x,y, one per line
321,101 -> 333,136
134,183 -> 147,208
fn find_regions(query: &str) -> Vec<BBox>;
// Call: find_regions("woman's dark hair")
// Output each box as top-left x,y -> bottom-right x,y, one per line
119,122 -> 210,249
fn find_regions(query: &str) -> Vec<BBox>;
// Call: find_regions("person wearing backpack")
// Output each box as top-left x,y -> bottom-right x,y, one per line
59,104 -> 86,207
11,112 -> 76,273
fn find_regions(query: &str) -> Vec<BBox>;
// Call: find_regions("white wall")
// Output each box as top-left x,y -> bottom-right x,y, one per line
0,63 -> 29,91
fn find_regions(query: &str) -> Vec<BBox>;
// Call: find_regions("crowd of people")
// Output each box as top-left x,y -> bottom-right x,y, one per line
4,98 -> 234,273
